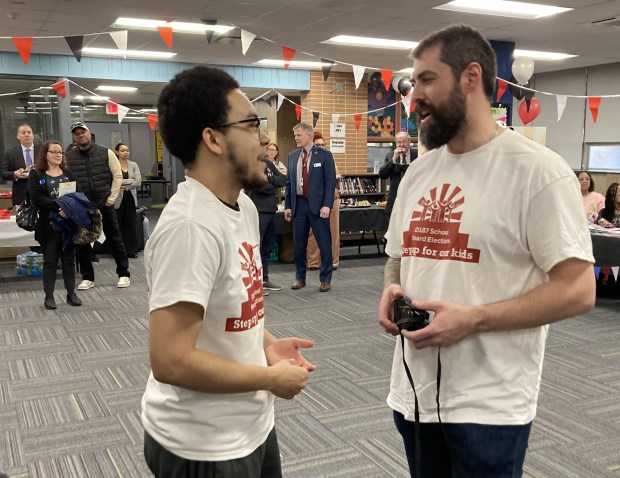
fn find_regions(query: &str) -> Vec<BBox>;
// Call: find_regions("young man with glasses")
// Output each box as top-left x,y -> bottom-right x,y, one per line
141,65 -> 315,478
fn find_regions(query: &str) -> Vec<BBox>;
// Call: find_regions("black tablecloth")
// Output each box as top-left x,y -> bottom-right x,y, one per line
591,233 -> 620,266
275,206 -> 388,235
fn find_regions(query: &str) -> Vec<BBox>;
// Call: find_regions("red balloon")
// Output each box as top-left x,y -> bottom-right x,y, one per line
518,98 -> 540,125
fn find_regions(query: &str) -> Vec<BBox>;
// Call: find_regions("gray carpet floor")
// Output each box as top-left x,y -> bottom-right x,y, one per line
0,220 -> 619,477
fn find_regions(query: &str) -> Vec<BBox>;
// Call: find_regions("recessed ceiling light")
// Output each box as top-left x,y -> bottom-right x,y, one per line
434,1 -> 572,19
514,49 -> 577,60
74,95 -> 110,101
256,59 -> 336,69
95,85 -> 138,92
113,17 -> 234,35
82,47 -> 176,59
322,35 -> 417,50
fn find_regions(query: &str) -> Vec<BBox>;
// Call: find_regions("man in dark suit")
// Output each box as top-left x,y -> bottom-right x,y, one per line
378,131 -> 418,216
284,122 -> 337,292
1,123 -> 40,207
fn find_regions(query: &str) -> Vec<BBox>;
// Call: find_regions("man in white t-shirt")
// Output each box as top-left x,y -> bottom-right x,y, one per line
141,65 -> 316,478
379,24 -> 595,477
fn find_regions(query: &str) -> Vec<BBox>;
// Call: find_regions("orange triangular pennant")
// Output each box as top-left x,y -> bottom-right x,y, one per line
281,46 -> 296,70
496,79 -> 507,102
12,37 -> 33,65
354,113 -> 362,131
51,80 -> 67,98
588,96 -> 601,123
157,26 -> 173,48
148,114 -> 159,130
295,104 -> 301,120
380,69 -> 394,92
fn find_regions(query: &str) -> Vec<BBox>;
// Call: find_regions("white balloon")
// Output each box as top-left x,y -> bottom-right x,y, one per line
512,57 -> 535,85
391,75 -> 403,92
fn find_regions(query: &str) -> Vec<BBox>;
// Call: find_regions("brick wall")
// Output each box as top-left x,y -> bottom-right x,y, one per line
301,71 -> 368,174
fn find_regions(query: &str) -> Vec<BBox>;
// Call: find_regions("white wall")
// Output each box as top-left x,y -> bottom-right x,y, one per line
513,61 -> 620,170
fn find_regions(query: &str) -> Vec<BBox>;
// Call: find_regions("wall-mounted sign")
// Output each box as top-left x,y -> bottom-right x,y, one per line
330,123 -> 346,138
330,139 -> 345,153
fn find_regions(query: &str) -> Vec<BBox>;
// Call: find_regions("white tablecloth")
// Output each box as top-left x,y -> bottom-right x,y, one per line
0,217 -> 37,247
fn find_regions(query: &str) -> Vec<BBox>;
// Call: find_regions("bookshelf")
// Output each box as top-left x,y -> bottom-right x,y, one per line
338,173 -> 385,203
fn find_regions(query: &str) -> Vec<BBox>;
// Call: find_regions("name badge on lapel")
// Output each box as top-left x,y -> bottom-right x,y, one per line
313,163 -> 322,168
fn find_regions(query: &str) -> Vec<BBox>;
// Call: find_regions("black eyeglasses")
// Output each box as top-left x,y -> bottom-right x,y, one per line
315,143 -> 326,148
216,117 -> 266,137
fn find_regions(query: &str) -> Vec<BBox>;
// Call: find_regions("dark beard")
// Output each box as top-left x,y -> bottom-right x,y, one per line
418,85 -> 467,150
228,142 -> 267,190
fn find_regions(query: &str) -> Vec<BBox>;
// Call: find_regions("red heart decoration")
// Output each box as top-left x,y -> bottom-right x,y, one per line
518,98 -> 540,125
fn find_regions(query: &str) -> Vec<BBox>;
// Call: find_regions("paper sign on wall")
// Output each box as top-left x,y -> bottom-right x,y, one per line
330,139 -> 345,153
330,123 -> 346,138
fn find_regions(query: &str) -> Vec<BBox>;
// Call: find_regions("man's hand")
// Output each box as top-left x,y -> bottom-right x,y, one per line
58,208 -> 68,219
269,359 -> 310,399
402,299 -> 479,349
14,169 -> 28,179
379,284 -> 404,336
319,206 -> 330,219
392,148 -> 406,163
265,337 -> 316,371
284,209 -> 292,222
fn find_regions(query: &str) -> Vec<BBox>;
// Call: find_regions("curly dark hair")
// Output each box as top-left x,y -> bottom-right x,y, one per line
157,66 -> 239,167
35,141 -> 66,171
575,170 -> 594,193
600,182 -> 619,222
412,24 -> 497,99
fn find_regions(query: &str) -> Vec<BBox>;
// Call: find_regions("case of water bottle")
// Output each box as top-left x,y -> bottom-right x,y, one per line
16,252 -> 43,277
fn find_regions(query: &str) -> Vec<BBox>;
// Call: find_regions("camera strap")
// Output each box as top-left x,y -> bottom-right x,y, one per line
400,334 -> 422,478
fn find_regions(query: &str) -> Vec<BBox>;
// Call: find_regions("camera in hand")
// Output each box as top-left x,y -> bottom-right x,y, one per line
393,297 -> 430,332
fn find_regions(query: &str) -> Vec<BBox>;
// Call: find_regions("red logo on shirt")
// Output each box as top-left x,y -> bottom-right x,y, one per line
225,242 -> 266,332
402,184 -> 480,263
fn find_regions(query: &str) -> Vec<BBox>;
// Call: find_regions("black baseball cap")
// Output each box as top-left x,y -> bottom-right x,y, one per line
70,122 -> 90,133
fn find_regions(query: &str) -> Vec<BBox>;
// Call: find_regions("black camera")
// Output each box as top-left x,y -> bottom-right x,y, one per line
393,297 -> 430,332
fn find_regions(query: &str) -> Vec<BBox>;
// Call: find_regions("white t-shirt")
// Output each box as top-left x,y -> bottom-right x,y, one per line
385,129 -> 594,425
141,177 -> 274,461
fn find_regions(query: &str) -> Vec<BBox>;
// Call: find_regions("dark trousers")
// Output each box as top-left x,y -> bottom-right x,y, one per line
42,232 -> 75,296
258,212 -> 276,281
77,205 -> 129,281
116,191 -> 138,256
394,411 -> 531,478
293,197 -> 332,283
144,427 -> 282,478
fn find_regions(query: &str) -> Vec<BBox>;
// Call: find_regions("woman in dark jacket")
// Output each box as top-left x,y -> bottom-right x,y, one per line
27,141 -> 82,310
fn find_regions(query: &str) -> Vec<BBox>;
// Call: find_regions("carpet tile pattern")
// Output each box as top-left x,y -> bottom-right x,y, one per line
0,244 -> 619,477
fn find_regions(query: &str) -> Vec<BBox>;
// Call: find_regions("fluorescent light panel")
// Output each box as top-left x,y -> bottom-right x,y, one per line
514,49 -> 576,60
95,85 -> 138,92
434,1 -> 572,19
114,17 -> 234,35
82,47 -> 176,59
256,59 -> 335,68
323,35 -> 417,50
74,95 -> 110,101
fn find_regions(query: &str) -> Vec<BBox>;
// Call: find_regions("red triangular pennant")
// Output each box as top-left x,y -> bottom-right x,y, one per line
496,79 -> 507,102
157,26 -> 173,48
380,69 -> 394,92
106,103 -> 118,114
354,113 -> 362,131
51,80 -> 67,98
282,46 -> 296,70
148,114 -> 159,130
295,104 -> 301,120
12,37 -> 33,65
602,266 -> 611,281
588,96 -> 601,123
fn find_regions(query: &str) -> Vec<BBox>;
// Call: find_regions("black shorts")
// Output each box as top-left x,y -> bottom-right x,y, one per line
144,427 -> 282,478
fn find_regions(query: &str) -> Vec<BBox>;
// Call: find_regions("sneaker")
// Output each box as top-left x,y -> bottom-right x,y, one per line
263,290 -> 269,296
117,276 -> 131,288
263,281 -> 282,291
77,280 -> 95,290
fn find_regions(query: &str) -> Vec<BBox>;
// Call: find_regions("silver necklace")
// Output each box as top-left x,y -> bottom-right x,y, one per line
489,123 -> 499,142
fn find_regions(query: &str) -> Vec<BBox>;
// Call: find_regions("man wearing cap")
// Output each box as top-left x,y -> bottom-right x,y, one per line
1,123 -> 41,207
65,122 -> 130,289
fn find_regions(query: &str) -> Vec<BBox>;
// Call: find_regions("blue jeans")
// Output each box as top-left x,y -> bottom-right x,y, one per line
394,411 -> 531,478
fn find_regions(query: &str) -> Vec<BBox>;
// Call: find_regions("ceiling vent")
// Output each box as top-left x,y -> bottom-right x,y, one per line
591,16 -> 620,27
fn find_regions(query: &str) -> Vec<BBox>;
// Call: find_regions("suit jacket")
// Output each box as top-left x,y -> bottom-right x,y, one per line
285,146 -> 337,216
378,146 -> 418,214
2,144 -> 41,206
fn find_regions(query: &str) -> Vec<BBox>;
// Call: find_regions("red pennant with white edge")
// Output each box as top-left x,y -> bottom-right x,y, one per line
496,79 -> 507,102
117,105 -> 129,123
295,104 -> 301,120
12,37 -> 33,64
51,80 -> 67,98
281,46 -> 296,70
353,113 -> 362,131
380,69 -> 393,92
148,114 -> 159,130
588,96 -> 601,123
106,103 -> 118,114
157,26 -> 173,48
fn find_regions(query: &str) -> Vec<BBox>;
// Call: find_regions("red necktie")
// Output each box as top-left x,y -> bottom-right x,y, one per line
301,149 -> 309,198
